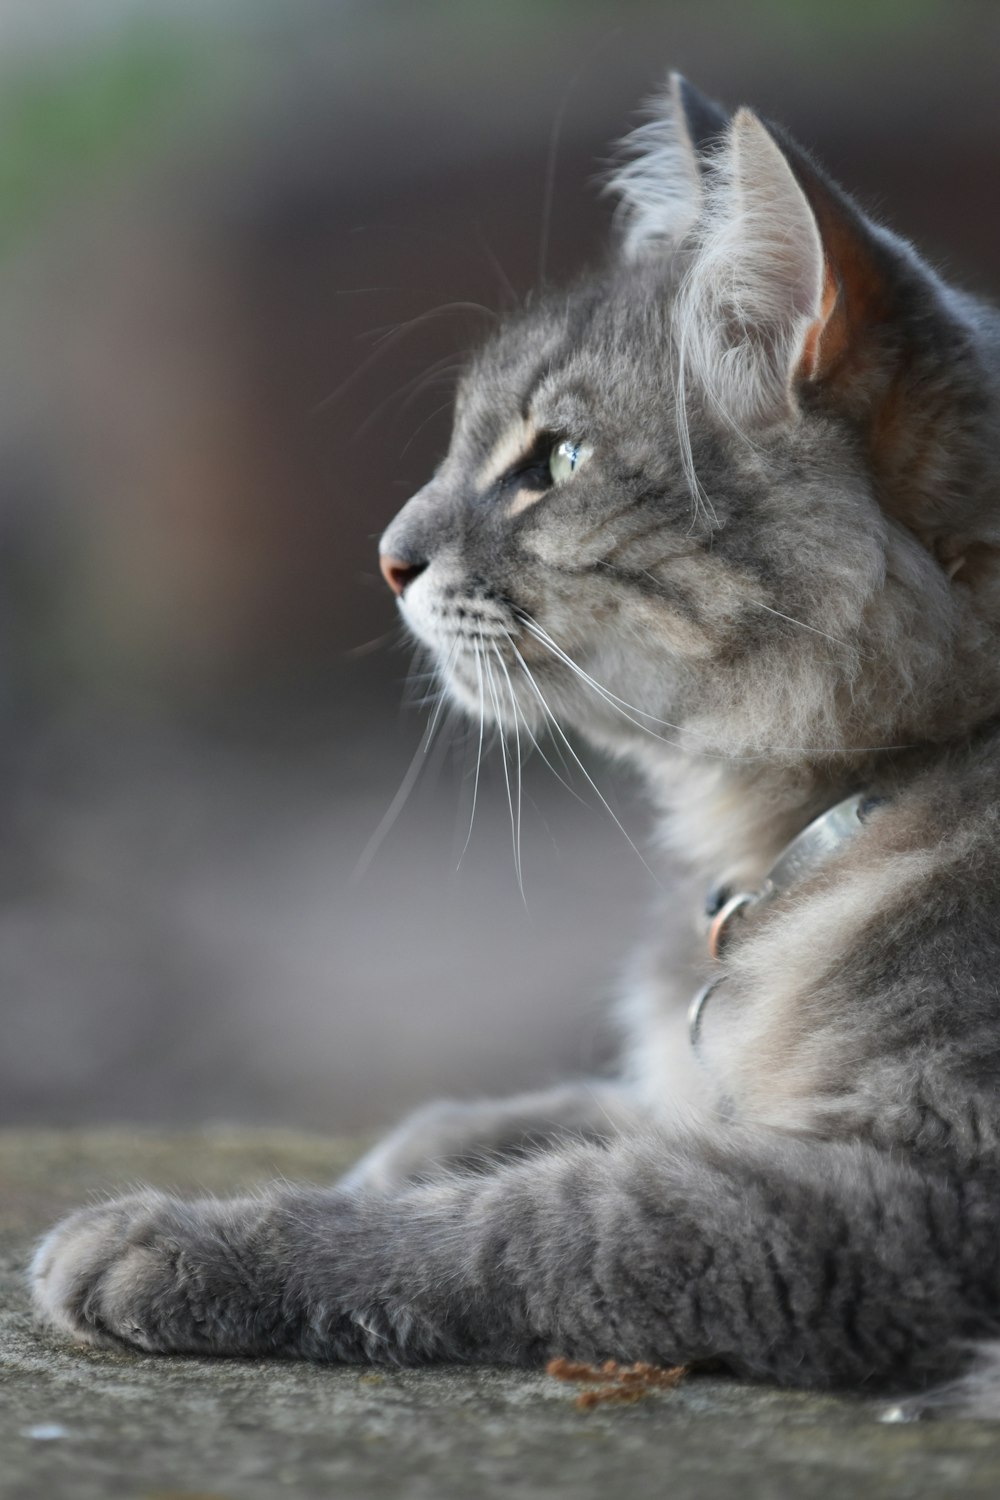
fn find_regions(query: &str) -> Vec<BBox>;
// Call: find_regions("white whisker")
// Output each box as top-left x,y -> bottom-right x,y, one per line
743,597 -> 869,659
424,640 -> 461,749
458,643 -> 487,866
518,614 -> 688,749
482,643 -> 523,898
509,639 -> 660,883
353,640 -> 462,881
498,631 -> 587,803
491,642 -> 530,901
516,609 -> 903,760
353,709 -> 446,885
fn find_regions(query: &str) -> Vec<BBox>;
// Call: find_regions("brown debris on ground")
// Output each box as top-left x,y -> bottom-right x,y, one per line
546,1357 -> 689,1410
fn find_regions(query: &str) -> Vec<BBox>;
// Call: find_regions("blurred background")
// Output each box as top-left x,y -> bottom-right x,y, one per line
2,0 -> 998,1135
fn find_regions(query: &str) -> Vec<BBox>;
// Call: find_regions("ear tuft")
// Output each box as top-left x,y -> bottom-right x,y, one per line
676,109 -> 826,428
673,74 -> 730,154
609,73 -> 727,261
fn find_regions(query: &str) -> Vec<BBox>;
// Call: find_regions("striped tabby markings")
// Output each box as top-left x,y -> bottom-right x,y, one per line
508,486 -> 546,518
477,417 -> 538,492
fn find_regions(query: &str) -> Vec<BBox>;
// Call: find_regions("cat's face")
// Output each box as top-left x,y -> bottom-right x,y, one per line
380,266 -> 879,764
379,78 -> 998,768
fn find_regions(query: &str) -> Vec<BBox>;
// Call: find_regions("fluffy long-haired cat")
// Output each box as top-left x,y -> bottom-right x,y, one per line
31,75 -> 1000,1415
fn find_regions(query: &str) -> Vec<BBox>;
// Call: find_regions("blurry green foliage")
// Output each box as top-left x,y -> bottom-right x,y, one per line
0,26 -> 210,258
745,0 -> 939,29
406,0 -> 942,36
0,0 -> 949,261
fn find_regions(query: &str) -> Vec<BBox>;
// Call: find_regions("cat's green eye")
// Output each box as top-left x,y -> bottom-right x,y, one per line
549,439 -> 593,486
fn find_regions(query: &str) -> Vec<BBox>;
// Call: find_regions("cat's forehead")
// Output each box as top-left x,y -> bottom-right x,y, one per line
452,271 -> 674,465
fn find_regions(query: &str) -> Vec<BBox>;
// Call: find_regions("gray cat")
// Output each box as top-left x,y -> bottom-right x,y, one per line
31,75 -> 1000,1415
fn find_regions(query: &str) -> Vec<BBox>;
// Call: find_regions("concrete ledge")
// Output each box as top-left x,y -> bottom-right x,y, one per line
3,1129 -> 1000,1499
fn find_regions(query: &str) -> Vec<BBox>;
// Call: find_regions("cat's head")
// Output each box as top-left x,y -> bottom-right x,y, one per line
379,76 -> 1000,776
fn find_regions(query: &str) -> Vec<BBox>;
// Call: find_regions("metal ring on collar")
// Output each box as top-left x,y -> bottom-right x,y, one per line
688,978 -> 724,1053
707,891 -> 755,960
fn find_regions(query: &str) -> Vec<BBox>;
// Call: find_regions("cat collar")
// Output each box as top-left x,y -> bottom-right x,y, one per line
688,791 -> 885,1052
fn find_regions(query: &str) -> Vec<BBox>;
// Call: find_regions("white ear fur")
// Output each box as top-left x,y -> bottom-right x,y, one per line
675,109 -> 826,428
608,73 -> 705,260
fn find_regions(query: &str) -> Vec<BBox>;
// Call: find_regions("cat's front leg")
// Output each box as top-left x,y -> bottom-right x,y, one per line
340,1079 -> 638,1192
32,1132 -> 992,1389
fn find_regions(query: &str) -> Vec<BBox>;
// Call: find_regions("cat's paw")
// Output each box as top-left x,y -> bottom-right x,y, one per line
30,1191 -> 255,1354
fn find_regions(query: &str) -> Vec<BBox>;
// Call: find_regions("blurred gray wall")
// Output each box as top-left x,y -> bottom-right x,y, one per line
2,0 -> 999,1131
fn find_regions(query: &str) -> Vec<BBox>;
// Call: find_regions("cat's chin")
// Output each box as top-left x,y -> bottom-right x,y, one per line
439,658 -> 487,719
439,653 -> 526,735
437,637 -> 671,753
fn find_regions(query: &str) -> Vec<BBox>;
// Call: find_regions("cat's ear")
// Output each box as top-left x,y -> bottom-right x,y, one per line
609,73 -> 729,260
678,108 -> 909,431
676,109 -> 831,429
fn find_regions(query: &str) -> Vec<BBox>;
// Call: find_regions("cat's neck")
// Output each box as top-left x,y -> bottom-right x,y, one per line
640,750 -> 913,894
644,757 -> 829,889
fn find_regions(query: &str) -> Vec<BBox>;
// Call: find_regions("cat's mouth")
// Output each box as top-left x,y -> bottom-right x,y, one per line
397,578 -> 565,730
393,558 -> 671,753
399,583 -> 515,653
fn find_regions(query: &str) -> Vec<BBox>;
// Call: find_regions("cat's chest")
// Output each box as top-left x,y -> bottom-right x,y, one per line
641,832 -> 941,1135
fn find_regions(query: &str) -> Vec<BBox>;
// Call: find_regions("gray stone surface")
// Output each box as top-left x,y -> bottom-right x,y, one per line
4,1129 -> 1000,1499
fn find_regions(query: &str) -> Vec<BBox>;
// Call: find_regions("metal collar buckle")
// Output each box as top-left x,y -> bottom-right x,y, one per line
689,791 -> 884,1054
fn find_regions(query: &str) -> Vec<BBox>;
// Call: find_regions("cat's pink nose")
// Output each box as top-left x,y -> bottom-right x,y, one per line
380,554 -> 426,596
